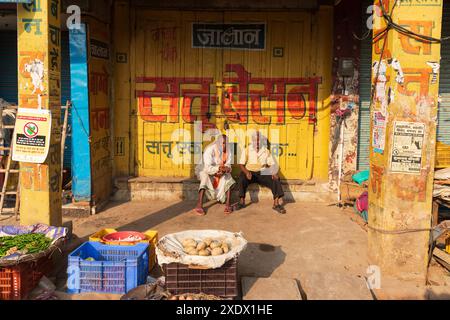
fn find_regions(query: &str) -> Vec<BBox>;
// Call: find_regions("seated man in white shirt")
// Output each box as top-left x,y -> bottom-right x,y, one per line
236,132 -> 286,214
194,134 -> 236,216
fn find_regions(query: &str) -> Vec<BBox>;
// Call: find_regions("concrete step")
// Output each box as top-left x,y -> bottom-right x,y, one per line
112,176 -> 335,203
241,277 -> 303,300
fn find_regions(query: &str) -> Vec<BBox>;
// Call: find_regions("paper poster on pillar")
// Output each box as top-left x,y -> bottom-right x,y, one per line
372,111 -> 386,154
12,108 -> 52,164
389,121 -> 425,174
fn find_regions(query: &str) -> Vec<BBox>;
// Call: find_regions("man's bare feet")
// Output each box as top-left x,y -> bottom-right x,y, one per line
193,207 -> 206,216
224,205 -> 233,215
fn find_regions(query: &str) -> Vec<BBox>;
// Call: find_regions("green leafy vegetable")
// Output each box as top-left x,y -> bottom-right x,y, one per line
0,234 -> 52,258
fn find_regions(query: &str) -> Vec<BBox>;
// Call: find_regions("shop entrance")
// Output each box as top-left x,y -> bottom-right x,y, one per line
133,10 -> 330,179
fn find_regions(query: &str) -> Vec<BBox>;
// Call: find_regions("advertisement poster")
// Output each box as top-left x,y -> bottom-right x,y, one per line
390,121 -> 425,174
372,111 -> 386,154
12,108 -> 52,164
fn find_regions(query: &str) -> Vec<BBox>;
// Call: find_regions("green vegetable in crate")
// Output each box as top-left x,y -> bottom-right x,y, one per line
0,234 -> 52,258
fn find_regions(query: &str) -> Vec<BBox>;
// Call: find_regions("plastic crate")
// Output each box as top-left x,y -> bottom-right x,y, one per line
0,256 -> 53,300
89,229 -> 158,271
67,241 -> 149,294
89,229 -> 117,243
164,258 -> 238,299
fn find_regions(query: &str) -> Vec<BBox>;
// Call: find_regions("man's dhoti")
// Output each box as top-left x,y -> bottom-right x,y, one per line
198,171 -> 236,203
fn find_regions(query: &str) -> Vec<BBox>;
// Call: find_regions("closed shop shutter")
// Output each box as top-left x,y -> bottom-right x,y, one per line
133,10 -> 330,179
357,0 -> 373,171
438,0 -> 450,145
0,31 -> 18,104
61,31 -> 72,170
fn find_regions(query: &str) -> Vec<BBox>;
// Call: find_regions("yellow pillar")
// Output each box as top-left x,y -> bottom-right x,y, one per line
368,0 -> 443,282
17,0 -> 62,226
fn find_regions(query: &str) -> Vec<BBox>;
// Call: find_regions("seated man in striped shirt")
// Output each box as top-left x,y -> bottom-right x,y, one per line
236,131 -> 286,214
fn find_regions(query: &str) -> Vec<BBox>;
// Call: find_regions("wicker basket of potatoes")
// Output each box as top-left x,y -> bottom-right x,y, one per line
156,230 -> 247,269
182,238 -> 231,257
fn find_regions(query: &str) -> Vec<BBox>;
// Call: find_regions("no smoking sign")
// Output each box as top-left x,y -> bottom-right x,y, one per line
12,108 -> 52,164
24,122 -> 39,138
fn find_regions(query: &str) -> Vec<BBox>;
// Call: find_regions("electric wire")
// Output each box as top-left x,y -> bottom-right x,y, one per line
378,0 -> 450,44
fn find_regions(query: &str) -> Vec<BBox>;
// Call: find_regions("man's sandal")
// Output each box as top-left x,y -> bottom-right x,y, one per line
193,208 -> 206,216
273,205 -> 286,214
235,203 -> 246,211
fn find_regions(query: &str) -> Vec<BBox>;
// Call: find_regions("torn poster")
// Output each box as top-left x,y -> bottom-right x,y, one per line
427,61 -> 440,84
390,121 -> 425,174
372,60 -> 388,115
372,111 -> 386,154
389,58 -> 404,85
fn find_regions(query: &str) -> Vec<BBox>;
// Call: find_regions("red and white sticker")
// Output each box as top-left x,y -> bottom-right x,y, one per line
23,122 -> 39,138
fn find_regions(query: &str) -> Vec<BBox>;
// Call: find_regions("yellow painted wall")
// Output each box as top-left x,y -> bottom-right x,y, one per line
113,1 -> 132,176
115,7 -> 333,180
87,18 -> 113,205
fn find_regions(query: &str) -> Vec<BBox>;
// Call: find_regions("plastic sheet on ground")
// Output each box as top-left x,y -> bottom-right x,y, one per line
156,230 -> 247,269
0,223 -> 67,242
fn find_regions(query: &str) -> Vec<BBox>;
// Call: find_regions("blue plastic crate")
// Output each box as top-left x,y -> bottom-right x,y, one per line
67,241 -> 149,294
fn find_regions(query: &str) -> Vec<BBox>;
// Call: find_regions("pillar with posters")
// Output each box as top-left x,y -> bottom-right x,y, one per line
17,0 -> 62,226
368,0 -> 443,283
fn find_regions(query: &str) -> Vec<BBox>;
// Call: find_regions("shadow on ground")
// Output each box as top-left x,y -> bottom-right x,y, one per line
237,242 -> 290,297
116,201 -> 196,233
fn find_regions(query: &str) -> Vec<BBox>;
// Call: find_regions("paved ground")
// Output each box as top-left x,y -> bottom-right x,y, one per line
69,200 -> 373,300
2,200 -> 449,300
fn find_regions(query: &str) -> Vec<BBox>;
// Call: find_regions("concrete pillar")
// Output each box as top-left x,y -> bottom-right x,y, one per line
368,0 -> 443,283
113,1 -> 131,177
17,0 -> 62,226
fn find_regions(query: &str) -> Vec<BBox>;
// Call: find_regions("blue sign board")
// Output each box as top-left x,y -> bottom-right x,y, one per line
70,24 -> 92,202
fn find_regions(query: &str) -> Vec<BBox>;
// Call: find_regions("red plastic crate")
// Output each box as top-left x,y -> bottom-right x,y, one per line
164,258 -> 239,299
0,256 -> 53,300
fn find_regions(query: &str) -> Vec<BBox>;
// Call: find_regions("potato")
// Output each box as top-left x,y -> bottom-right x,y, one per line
169,296 -> 178,300
204,238 -> 213,246
211,247 -> 224,256
210,241 -> 221,249
186,296 -> 194,300
182,239 -> 197,248
199,249 -> 210,256
178,296 -> 186,300
184,246 -> 196,253
196,241 -> 207,251
221,243 -> 229,253
181,239 -> 190,246
188,248 -> 199,255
